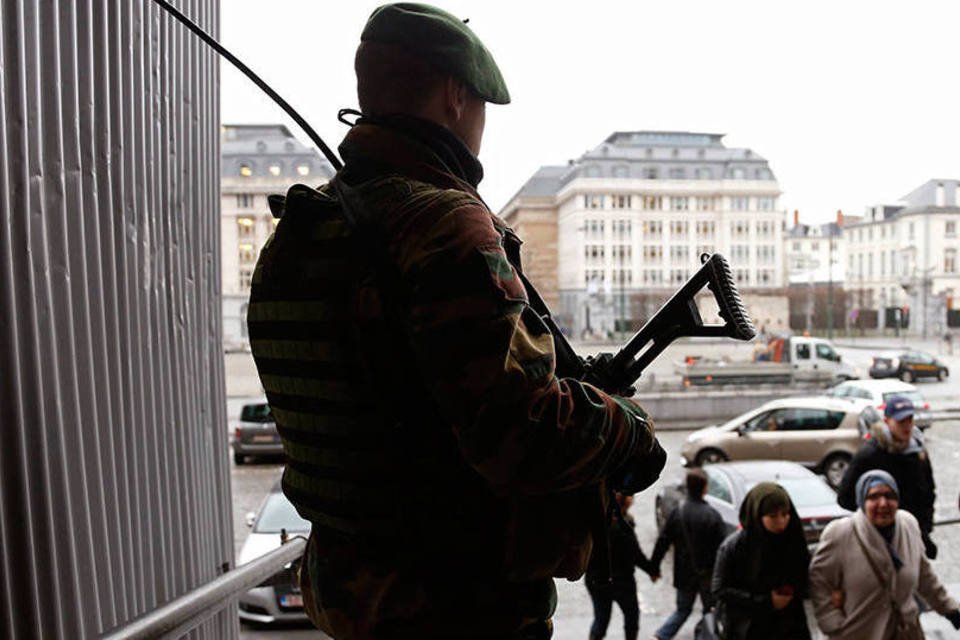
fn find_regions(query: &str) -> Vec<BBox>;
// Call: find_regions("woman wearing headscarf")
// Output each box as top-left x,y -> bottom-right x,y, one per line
809,469 -> 960,639
712,482 -> 811,640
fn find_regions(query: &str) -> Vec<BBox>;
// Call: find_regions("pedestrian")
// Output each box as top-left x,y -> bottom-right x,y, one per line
810,470 -> 960,639
585,492 -> 658,640
649,469 -> 728,640
247,4 -> 666,639
712,482 -> 811,640
836,394 -> 938,558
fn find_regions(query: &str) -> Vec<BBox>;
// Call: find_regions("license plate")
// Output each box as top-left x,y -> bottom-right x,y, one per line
252,434 -> 276,443
279,593 -> 303,608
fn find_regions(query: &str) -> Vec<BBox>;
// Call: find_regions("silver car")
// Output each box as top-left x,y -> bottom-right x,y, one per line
238,484 -> 311,625
232,402 -> 283,465
655,460 -> 851,548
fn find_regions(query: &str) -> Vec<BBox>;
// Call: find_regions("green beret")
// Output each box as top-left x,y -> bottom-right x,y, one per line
361,3 -> 510,105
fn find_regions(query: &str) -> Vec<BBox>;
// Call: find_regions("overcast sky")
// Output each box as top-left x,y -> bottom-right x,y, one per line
220,1 -> 960,224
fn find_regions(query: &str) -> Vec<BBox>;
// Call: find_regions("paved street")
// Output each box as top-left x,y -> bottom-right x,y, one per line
233,417 -> 960,639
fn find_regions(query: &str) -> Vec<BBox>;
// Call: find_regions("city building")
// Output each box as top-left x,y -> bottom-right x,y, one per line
784,212 -> 846,286
844,179 -> 960,335
221,124 -> 335,348
500,131 -> 788,338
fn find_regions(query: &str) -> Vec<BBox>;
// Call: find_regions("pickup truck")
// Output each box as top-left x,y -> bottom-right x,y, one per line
675,336 -> 859,386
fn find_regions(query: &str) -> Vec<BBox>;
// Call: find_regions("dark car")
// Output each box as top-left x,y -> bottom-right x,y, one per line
655,460 -> 851,548
232,402 -> 283,465
869,350 -> 949,382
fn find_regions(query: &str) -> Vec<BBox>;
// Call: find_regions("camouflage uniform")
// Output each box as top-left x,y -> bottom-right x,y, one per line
250,95 -> 654,640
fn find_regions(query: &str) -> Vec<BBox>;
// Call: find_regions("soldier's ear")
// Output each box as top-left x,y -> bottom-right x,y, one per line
444,76 -> 470,122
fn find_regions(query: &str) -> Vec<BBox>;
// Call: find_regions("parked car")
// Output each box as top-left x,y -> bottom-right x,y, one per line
680,396 -> 872,488
238,484 -> 311,625
232,402 -> 283,465
869,350 -> 949,382
826,379 -> 932,430
655,460 -> 851,547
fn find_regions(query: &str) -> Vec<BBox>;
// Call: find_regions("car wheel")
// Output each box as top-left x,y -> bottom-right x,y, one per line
938,369 -> 947,382
695,449 -> 727,466
234,452 -> 245,465
823,453 -> 851,489
900,370 -> 914,383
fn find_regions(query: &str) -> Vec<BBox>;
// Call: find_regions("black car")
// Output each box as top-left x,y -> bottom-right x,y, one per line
869,350 -> 949,382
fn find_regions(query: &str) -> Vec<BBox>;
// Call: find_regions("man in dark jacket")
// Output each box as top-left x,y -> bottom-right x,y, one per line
836,394 -> 937,558
650,469 -> 728,640
248,4 -> 665,639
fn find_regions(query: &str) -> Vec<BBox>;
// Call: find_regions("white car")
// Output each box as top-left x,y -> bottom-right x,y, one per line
826,379 -> 932,429
238,484 -> 311,625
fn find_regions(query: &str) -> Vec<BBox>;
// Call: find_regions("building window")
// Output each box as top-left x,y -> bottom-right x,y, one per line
669,196 -> 689,211
669,167 -> 685,179
643,245 -> 663,261
730,168 -> 745,179
297,164 -> 310,176
613,269 -> 633,285
756,221 -> 774,237
730,196 -> 749,211
611,194 -> 631,209
757,197 -> 775,211
947,221 -> 957,237
239,243 -> 258,264
670,269 -> 689,284
792,242 -> 801,252
670,220 -> 689,237
735,269 -> 750,285
239,163 -> 252,177
694,167 -> 713,179
642,167 -> 659,179
584,219 -> 605,238
756,245 -> 776,264
757,269 -> 773,285
239,268 -> 254,291
696,220 -> 716,238
908,222 -> 915,240
611,245 -> 632,264
237,193 -> 253,208
642,269 -> 662,285
613,220 -> 632,239
584,245 -> 606,264
731,220 -> 749,238
237,217 -> 255,237
731,245 -> 750,262
269,164 -> 281,176
585,270 -> 605,287
584,194 -> 604,209
946,249 -> 957,274
670,245 -> 690,264
641,195 -> 662,211
696,245 -> 715,257
642,220 -> 663,238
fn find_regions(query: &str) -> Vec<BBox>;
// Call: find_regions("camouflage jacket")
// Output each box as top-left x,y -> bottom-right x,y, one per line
249,115 -> 656,638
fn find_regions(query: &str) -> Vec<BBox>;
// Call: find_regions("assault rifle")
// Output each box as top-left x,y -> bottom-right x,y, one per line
524,252 -> 757,395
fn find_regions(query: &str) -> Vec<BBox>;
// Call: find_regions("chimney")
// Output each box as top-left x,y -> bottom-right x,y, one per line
836,209 -> 843,225
793,209 -> 799,226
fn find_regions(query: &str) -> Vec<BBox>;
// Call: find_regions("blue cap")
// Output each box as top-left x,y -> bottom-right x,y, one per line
884,395 -> 915,421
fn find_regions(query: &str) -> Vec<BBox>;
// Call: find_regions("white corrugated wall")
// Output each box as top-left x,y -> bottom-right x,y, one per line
0,0 -> 233,637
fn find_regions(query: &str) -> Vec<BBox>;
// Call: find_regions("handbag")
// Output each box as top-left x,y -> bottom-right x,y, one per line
852,525 -> 924,640
693,609 -> 720,640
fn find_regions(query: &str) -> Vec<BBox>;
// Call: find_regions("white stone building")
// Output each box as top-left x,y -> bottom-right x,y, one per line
221,124 -> 334,348
500,131 -> 788,338
844,179 -> 960,334
784,215 -> 846,286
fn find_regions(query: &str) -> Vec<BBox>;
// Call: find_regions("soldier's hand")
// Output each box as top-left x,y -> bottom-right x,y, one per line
613,439 -> 667,495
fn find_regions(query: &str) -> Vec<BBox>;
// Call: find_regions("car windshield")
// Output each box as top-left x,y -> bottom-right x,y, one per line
745,477 -> 836,508
241,403 -> 272,423
882,390 -> 925,406
254,492 -> 311,533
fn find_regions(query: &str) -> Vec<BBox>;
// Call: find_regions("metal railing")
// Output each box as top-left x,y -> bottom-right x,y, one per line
100,537 -> 306,639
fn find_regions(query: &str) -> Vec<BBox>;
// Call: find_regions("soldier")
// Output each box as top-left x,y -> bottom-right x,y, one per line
247,3 -> 665,639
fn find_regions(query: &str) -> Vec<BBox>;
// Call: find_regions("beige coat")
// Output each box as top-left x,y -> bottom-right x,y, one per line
809,509 -> 957,639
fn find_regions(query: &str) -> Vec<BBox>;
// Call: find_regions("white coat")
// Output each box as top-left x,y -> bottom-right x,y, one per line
809,509 -> 957,639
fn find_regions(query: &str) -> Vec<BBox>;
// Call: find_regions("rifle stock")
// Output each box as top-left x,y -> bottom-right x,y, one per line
531,253 -> 756,394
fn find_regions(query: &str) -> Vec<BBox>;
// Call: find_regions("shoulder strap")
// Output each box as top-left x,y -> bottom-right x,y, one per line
852,523 -> 899,610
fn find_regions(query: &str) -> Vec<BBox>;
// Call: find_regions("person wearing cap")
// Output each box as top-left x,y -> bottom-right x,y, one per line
247,3 -> 665,639
836,394 -> 938,558
810,470 -> 960,639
